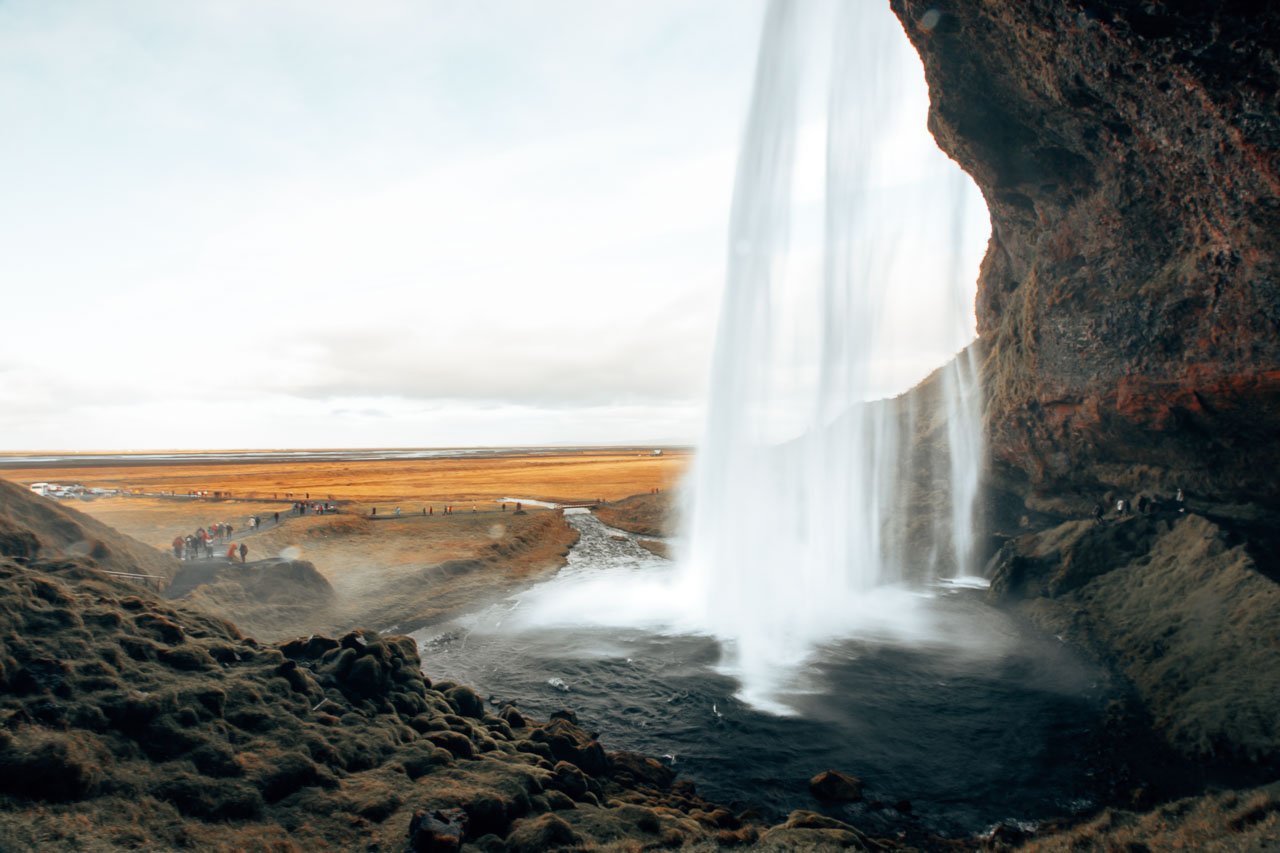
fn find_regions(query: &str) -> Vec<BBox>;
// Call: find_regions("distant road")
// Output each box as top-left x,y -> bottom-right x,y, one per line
0,446 -> 692,469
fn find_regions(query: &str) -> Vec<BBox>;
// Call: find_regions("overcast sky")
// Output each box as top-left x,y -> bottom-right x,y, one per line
1,1 -> 983,451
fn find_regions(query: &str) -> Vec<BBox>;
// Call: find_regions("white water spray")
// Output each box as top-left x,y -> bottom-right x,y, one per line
679,0 -> 988,704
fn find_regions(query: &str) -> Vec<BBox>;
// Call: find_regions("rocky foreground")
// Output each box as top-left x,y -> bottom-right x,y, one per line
4,479 -> 1280,850
0,481 -> 922,852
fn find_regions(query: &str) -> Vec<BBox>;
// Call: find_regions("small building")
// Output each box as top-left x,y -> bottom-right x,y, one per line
651,449 -> 663,457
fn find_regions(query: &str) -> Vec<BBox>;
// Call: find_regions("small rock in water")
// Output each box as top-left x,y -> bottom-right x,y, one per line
984,822 -> 1030,846
808,769 -> 864,802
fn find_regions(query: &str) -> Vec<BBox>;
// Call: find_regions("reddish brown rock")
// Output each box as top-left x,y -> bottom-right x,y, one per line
529,718 -> 610,777
808,769 -> 865,802
890,1 -> 1280,508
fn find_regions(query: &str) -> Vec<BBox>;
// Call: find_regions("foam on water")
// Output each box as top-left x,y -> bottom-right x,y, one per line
414,514 -> 1113,834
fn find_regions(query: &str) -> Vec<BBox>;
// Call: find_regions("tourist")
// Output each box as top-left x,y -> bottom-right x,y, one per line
274,511 -> 279,524
394,506 -> 401,517
1092,502 -> 1104,526
1176,488 -> 1186,512
239,543 -> 248,563
226,543 -> 236,561
172,536 -> 183,559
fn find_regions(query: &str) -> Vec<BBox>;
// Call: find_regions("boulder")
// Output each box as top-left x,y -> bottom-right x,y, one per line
445,685 -> 484,719
408,807 -> 467,853
609,750 -> 675,789
548,760 -> 590,801
498,704 -> 526,729
808,769 -> 864,802
505,814 -> 581,853
529,719 -> 609,777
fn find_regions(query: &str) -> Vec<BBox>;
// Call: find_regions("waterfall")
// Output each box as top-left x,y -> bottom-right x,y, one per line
680,0 -> 988,707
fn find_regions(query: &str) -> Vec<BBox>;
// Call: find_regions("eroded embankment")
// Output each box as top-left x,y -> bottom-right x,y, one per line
988,510 -> 1280,777
592,493 -> 675,538
0,479 -> 178,584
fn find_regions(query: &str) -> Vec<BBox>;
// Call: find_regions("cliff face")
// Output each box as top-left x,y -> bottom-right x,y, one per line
891,0 -> 1280,507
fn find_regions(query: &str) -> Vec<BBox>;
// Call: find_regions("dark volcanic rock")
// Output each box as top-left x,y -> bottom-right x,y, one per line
890,0 -> 1280,508
408,807 -> 467,853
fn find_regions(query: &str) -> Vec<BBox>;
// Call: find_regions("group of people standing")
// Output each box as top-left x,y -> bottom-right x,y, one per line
171,523 -> 236,559
165,491 -> 346,565
292,501 -> 336,515
370,503 -> 518,517
170,520 -> 251,562
1092,488 -> 1185,525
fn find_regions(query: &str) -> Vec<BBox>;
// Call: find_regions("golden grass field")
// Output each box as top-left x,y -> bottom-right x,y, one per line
4,448 -> 688,506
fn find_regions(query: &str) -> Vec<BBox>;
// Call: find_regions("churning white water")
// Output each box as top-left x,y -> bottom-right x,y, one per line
678,0 -> 988,703
508,0 -> 988,712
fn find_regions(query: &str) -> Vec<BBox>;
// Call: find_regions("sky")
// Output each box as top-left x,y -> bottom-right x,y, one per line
0,1 -> 985,452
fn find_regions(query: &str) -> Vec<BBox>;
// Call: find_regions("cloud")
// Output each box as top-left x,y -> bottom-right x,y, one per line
0,1 -> 763,449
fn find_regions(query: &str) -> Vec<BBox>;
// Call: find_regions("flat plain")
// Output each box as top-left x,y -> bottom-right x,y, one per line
0,448 -> 687,640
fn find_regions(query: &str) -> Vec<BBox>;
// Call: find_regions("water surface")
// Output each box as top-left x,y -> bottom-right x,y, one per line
414,514 -> 1111,837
